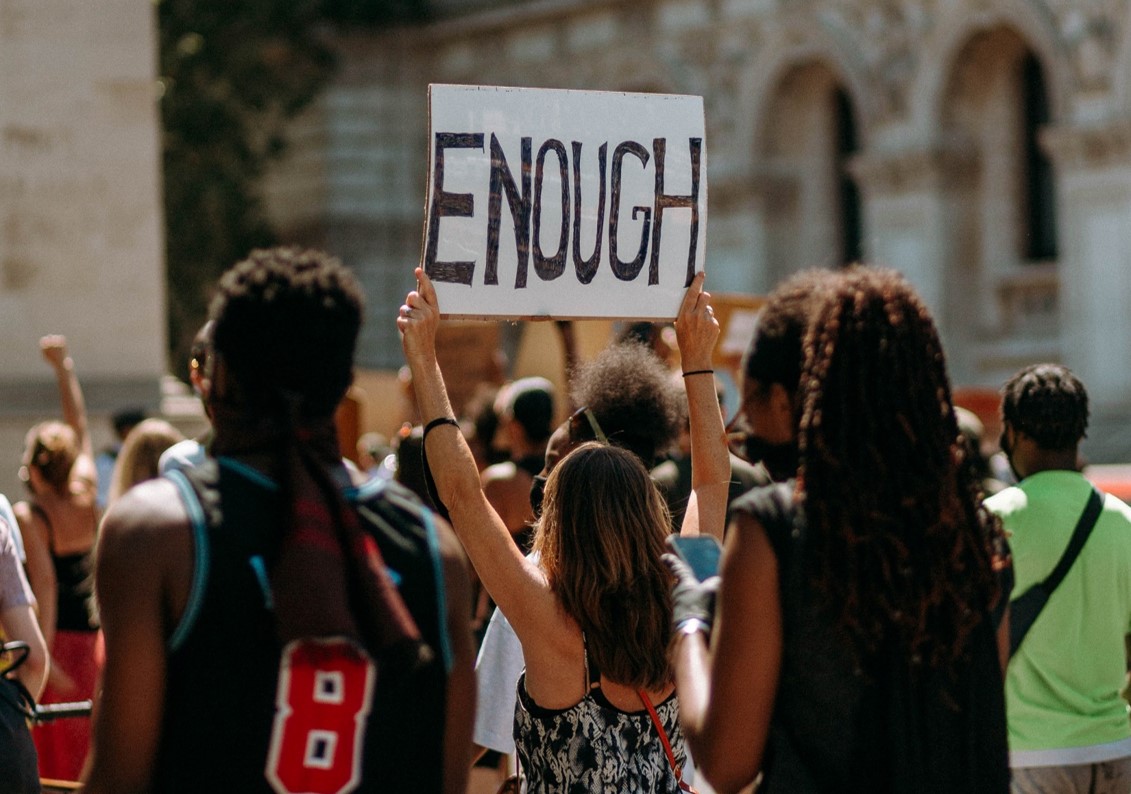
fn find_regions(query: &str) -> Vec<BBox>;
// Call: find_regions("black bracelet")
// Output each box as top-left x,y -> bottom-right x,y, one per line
423,416 -> 460,440
681,369 -> 714,378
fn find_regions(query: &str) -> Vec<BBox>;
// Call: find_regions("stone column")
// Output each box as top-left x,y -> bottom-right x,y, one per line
1041,120 -> 1131,459
848,144 -> 981,383
0,0 -> 166,496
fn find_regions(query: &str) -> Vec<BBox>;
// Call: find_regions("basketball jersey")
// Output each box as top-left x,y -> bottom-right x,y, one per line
151,458 -> 453,793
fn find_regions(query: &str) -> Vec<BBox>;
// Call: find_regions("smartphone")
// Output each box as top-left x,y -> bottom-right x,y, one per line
669,535 -> 723,581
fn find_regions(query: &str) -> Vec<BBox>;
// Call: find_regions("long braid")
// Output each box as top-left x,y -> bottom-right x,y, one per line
797,267 -> 1003,669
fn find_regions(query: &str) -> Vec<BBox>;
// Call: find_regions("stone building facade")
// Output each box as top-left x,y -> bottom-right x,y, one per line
0,0 -> 168,497
266,0 -> 1131,461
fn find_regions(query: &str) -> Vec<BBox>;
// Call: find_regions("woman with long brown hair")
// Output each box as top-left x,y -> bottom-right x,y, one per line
400,267 -> 726,792
670,266 -> 1010,793
14,335 -> 103,782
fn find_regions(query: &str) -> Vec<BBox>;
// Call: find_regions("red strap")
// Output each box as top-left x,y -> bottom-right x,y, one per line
638,689 -> 697,793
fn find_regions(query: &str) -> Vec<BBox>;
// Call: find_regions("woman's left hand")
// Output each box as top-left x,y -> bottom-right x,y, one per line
397,267 -> 441,364
674,272 -> 720,373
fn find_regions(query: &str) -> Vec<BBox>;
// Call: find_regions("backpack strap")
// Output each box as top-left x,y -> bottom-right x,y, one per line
1009,486 -> 1104,657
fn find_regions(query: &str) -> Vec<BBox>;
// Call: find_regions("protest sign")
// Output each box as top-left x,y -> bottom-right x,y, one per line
421,84 -> 707,320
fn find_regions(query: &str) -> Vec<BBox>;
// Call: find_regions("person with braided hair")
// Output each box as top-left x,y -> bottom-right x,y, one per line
84,247 -> 476,794
987,364 -> 1131,794
667,266 -> 1010,793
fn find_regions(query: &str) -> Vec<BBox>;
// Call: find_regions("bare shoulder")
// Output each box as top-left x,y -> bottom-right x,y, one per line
98,478 -> 192,568
724,511 -> 777,576
11,500 -> 32,525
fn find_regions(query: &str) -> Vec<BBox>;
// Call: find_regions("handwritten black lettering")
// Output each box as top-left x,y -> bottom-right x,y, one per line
571,141 -> 607,284
609,141 -> 652,281
425,132 -> 485,285
650,137 -> 701,287
532,139 -> 569,281
486,134 -> 532,287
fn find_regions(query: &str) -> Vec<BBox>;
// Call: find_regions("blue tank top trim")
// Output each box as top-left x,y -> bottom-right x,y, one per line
218,457 -> 279,491
420,508 -> 452,673
165,469 -> 211,652
348,475 -> 387,502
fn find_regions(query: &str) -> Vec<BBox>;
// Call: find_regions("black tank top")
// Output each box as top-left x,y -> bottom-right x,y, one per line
152,458 -> 453,793
34,504 -> 98,632
729,483 -> 1009,794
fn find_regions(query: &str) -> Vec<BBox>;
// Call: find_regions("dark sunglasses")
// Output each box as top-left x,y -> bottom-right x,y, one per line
568,406 -> 608,445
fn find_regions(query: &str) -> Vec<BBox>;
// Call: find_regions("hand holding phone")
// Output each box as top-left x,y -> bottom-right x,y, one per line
668,535 -> 722,582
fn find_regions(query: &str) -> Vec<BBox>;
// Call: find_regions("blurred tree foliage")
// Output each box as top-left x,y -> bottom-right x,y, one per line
159,0 -> 429,379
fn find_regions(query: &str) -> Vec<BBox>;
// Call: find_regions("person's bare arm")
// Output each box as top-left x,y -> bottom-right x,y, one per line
398,268 -> 563,645
434,515 -> 476,794
81,480 -> 189,794
0,514 -> 48,698
675,273 -> 728,540
555,321 -> 580,414
40,335 -> 93,463
15,502 -> 56,652
673,512 -> 782,793
1,604 -> 48,699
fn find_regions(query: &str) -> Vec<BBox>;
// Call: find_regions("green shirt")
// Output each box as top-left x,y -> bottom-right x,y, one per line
986,471 -> 1131,762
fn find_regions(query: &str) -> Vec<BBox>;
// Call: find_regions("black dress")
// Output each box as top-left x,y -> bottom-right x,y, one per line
729,483 -> 1010,793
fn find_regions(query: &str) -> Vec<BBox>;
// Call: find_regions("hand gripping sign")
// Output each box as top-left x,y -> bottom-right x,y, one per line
422,85 -> 707,320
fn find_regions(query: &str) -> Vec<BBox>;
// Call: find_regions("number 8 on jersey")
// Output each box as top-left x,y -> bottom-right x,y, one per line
266,638 -> 376,794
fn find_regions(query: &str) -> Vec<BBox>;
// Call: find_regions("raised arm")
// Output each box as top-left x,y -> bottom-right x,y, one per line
397,269 -> 561,641
40,335 -> 92,462
669,512 -> 782,793
675,273 -> 728,540
555,321 -> 580,415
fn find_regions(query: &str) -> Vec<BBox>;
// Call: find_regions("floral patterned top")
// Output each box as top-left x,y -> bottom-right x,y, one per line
513,637 -> 685,793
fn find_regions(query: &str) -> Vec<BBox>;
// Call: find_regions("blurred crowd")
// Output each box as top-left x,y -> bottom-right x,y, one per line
0,246 -> 1127,794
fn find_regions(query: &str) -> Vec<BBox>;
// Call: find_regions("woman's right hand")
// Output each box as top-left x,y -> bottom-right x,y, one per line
40,335 -> 69,370
397,267 -> 441,365
674,272 -> 720,373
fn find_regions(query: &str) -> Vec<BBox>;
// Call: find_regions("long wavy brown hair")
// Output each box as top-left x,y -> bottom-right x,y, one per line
796,266 -> 1004,669
532,442 -> 673,690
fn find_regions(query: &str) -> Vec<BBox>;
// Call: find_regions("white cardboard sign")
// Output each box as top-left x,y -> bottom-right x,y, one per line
421,84 -> 707,320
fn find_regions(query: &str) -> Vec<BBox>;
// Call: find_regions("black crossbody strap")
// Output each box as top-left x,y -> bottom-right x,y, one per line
1009,486 -> 1104,657
1041,487 -> 1103,592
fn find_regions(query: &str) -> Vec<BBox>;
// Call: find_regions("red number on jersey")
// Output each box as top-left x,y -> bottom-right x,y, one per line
265,638 -> 376,794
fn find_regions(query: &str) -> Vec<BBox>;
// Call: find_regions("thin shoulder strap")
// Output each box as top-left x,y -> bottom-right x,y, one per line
29,503 -> 55,551
637,688 -> 697,793
582,631 -> 600,691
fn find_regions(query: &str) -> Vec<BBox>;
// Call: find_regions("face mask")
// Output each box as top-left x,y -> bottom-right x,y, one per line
740,435 -> 798,482
999,429 -> 1020,481
529,474 -> 548,518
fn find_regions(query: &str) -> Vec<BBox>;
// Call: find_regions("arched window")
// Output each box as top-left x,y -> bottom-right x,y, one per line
834,87 -> 863,265
1022,52 -> 1056,261
758,62 -> 863,285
